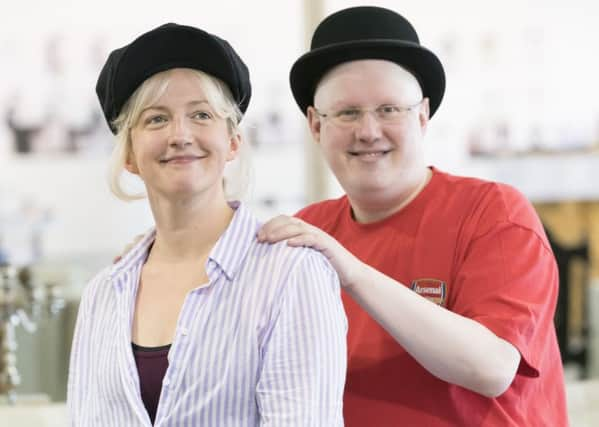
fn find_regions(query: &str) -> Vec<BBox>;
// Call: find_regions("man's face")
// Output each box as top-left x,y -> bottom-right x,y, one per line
308,59 -> 429,202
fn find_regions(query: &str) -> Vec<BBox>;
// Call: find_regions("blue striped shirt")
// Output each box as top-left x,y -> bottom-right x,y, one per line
67,202 -> 347,426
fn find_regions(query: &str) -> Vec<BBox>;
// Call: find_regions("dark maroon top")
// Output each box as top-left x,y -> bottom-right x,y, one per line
132,342 -> 171,425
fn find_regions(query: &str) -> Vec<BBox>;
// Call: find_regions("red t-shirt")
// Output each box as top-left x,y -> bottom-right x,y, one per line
296,167 -> 568,427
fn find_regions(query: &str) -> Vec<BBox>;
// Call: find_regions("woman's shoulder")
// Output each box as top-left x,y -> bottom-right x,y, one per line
77,265 -> 115,307
248,240 -> 338,291
251,239 -> 329,268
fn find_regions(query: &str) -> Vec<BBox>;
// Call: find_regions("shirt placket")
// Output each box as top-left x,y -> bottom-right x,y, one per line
154,267 -> 221,425
114,273 -> 153,426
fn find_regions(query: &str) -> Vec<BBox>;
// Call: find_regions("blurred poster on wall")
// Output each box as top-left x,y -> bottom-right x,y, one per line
1,33 -> 112,158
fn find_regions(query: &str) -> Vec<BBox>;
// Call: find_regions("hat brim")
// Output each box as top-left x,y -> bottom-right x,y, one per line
290,39 -> 445,117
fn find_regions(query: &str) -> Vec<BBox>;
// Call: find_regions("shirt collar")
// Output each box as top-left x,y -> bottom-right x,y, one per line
108,228 -> 156,288
108,201 -> 259,286
208,201 -> 260,281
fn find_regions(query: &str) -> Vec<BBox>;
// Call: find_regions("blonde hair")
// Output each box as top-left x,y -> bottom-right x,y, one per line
108,68 -> 251,201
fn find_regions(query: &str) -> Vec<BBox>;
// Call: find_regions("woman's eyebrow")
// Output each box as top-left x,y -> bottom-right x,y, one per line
141,100 -> 211,114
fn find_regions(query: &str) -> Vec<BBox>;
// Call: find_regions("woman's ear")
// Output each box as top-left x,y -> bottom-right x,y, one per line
124,144 -> 139,174
226,131 -> 242,162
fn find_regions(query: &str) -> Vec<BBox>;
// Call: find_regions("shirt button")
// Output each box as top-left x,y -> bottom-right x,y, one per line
163,378 -> 170,387
180,327 -> 189,336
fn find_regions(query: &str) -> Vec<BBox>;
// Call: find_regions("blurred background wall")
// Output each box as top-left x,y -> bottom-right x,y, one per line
1,0 -> 598,424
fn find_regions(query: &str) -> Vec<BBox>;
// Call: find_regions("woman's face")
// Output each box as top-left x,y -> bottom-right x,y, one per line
126,69 -> 240,201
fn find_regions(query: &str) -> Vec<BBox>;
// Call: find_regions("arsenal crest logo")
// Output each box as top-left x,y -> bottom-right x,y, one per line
411,278 -> 447,306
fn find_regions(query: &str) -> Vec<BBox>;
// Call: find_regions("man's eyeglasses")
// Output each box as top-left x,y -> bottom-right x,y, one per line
314,99 -> 424,127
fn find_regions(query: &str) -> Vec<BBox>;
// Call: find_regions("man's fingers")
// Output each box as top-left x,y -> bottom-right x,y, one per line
258,222 -> 306,243
258,216 -> 308,242
287,233 -> 319,248
262,214 -> 294,228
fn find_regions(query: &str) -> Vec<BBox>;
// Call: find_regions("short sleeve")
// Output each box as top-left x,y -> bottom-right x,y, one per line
450,220 -> 559,378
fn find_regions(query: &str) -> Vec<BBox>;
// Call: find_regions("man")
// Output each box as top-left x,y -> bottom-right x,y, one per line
257,6 -> 568,426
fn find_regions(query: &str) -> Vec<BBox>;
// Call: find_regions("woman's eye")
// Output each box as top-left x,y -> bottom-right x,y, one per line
192,110 -> 213,120
146,115 -> 167,125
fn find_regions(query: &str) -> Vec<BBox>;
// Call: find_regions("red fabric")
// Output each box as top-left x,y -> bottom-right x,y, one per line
296,167 -> 568,427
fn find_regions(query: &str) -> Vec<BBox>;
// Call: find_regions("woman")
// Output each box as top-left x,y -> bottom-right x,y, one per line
67,23 -> 347,426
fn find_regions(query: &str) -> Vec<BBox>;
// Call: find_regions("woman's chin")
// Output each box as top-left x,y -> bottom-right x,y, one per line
149,185 -> 205,200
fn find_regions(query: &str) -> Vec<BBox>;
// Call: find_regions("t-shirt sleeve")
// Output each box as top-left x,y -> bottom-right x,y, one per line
294,205 -> 316,223
450,218 -> 559,378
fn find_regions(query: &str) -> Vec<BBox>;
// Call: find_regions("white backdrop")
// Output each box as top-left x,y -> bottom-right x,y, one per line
0,0 -> 598,267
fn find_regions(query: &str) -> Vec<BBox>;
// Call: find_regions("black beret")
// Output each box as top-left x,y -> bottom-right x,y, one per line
96,23 -> 251,134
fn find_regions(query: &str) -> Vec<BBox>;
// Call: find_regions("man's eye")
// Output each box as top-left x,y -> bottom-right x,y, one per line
336,109 -> 361,119
379,105 -> 400,114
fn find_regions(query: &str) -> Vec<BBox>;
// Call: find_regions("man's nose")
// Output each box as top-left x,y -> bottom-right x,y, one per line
354,110 -> 383,143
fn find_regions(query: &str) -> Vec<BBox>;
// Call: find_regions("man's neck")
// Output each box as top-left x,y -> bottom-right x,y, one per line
349,167 -> 432,224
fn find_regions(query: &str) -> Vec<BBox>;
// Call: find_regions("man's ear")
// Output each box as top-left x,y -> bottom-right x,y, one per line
307,106 -> 322,145
419,98 -> 430,133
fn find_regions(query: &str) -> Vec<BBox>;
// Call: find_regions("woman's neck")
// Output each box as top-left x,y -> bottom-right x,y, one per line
147,192 -> 235,263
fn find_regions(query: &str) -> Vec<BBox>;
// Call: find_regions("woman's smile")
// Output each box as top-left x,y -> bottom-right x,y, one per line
160,154 -> 206,164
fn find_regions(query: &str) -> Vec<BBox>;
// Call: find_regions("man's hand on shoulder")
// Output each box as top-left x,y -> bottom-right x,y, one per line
257,215 -> 366,290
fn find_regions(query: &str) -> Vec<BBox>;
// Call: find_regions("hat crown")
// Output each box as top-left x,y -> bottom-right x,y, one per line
290,6 -> 445,118
96,23 -> 251,134
311,6 -> 419,50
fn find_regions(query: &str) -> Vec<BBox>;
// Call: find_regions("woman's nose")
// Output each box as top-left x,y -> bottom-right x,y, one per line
168,116 -> 193,147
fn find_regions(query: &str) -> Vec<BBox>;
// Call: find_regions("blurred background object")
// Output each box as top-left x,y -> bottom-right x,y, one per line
0,264 -> 64,403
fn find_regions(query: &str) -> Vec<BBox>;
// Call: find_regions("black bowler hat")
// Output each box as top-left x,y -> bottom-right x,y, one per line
96,23 -> 251,134
290,6 -> 445,118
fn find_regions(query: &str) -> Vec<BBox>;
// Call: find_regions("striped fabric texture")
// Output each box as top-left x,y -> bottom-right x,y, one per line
67,202 -> 347,426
